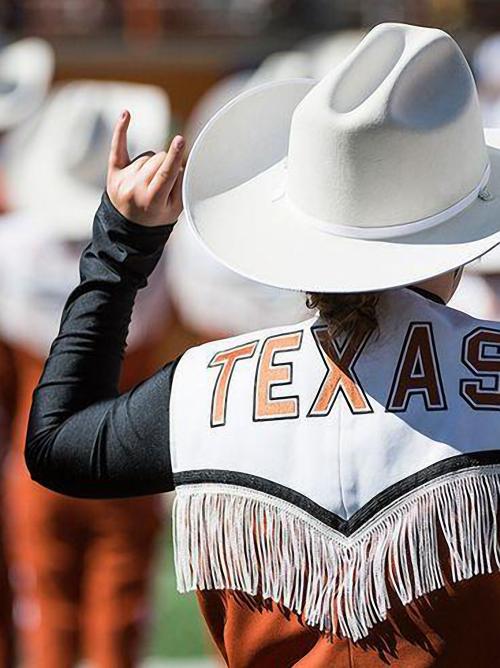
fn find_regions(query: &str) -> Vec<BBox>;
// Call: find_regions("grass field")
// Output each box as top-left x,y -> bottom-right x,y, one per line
147,529 -> 212,660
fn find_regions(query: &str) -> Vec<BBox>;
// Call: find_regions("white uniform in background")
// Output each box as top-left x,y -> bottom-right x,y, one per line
448,270 -> 496,320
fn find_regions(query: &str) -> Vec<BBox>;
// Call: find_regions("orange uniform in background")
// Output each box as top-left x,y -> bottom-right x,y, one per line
0,165 -> 18,668
0,339 -> 16,668
0,37 -> 55,665
0,226 -> 173,667
4,341 -> 164,668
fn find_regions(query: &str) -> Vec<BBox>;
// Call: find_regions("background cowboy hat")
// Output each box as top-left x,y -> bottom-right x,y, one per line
2,80 -> 170,240
0,37 -> 54,133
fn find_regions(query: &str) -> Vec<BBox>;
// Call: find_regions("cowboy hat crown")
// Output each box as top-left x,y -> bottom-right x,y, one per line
288,23 -> 488,234
184,23 -> 500,293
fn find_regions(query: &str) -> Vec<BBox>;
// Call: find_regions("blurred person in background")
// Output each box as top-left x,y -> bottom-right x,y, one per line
474,33 -> 500,126
451,36 -> 500,319
449,166 -> 500,321
166,215 -> 309,340
0,36 -> 54,667
0,37 -> 54,211
0,80 -> 171,668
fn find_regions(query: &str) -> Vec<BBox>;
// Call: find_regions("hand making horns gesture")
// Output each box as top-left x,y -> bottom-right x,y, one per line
107,110 -> 185,227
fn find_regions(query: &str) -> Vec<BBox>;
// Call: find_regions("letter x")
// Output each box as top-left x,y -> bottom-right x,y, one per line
308,326 -> 373,416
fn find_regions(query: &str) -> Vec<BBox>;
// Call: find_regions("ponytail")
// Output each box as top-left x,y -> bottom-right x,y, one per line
306,292 -> 381,339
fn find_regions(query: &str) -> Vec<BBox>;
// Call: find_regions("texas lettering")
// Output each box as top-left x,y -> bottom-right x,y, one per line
207,324 -> 500,427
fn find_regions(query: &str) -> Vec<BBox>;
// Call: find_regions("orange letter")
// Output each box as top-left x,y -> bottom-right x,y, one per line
461,327 -> 500,409
209,341 -> 258,427
387,323 -> 446,412
308,326 -> 372,416
254,331 -> 302,421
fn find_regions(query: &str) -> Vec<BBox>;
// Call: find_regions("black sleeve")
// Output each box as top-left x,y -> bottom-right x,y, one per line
25,193 -> 180,498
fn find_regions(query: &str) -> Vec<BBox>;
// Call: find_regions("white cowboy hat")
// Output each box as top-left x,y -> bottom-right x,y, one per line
0,37 -> 54,132
184,56 -> 307,149
183,23 -> 500,293
166,213 -> 310,336
3,80 -> 170,240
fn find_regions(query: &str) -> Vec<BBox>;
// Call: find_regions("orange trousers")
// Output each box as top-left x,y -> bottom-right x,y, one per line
5,453 -> 162,668
0,492 -> 14,668
1,312 -> 196,667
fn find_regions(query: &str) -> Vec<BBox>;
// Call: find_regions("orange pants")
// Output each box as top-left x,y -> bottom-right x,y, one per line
5,454 -> 162,668
0,494 -> 14,668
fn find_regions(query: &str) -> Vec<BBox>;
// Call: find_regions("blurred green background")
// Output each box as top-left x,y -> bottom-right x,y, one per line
149,532 -> 208,660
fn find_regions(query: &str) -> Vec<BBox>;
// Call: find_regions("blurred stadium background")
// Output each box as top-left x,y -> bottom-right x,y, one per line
1,1 -> 500,666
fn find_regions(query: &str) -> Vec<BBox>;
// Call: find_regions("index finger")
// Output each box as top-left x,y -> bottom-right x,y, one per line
108,110 -> 131,170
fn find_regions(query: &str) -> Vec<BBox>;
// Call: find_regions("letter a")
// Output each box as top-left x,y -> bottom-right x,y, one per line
387,322 -> 446,412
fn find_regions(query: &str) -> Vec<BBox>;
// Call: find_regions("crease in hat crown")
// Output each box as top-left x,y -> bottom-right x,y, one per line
283,22 -> 490,238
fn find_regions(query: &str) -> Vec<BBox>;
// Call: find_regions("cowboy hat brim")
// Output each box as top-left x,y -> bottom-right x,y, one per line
183,79 -> 500,293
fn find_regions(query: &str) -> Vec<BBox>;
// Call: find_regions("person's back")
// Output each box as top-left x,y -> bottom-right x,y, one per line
170,287 -> 500,664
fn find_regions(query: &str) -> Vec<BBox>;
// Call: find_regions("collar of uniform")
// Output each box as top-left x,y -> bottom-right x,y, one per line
406,285 -> 446,305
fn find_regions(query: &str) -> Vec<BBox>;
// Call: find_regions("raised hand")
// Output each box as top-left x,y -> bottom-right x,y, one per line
107,110 -> 185,227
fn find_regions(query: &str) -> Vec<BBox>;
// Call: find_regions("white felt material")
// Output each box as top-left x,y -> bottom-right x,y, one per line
183,23 -> 500,292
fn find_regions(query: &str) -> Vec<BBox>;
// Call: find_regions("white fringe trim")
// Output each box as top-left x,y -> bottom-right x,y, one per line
172,466 -> 500,641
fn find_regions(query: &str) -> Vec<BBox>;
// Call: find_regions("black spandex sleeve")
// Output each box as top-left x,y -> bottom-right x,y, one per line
25,193 -> 180,498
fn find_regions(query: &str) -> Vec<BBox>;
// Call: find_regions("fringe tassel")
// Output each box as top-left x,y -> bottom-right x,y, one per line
172,467 -> 500,641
